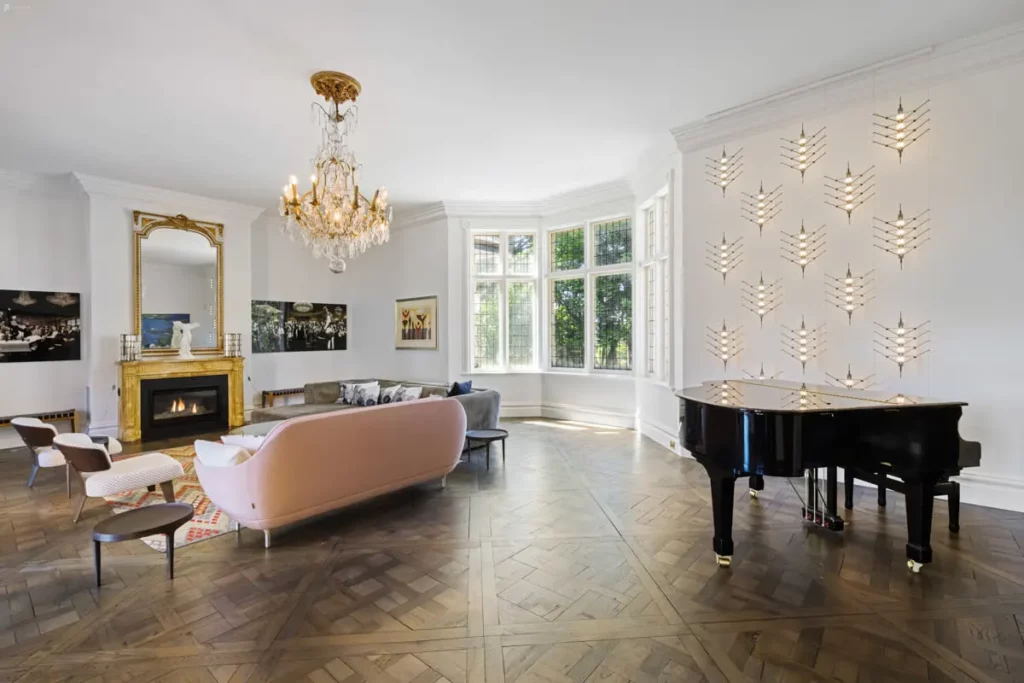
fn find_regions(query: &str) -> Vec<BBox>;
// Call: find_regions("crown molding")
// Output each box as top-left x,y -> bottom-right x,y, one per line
391,201 -> 448,230
672,21 -> 1024,153
443,179 -> 635,219
72,173 -> 266,223
0,169 -> 50,192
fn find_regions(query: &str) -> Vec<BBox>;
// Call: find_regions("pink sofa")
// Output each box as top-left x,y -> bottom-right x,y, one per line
194,397 -> 466,546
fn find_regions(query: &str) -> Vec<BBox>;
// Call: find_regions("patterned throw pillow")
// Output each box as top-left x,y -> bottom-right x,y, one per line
380,385 -> 403,404
341,383 -> 358,404
395,386 -> 423,402
354,382 -> 380,406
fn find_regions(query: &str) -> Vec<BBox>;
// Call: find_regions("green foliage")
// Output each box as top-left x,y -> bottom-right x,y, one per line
473,283 -> 500,369
551,278 -> 585,368
551,228 -> 585,271
508,281 -> 534,366
594,273 -> 632,370
594,219 -> 632,267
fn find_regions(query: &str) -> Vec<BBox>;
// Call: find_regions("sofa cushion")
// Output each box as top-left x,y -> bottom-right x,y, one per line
195,440 -> 252,467
395,386 -> 423,402
354,382 -> 380,406
448,380 -> 473,397
221,434 -> 266,452
305,381 -> 341,405
250,402 -> 354,424
380,385 -> 403,404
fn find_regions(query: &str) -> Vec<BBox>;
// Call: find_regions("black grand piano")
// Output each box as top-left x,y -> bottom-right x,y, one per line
678,379 -> 981,573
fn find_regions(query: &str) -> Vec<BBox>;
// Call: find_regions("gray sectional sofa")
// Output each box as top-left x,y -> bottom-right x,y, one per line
249,379 -> 500,432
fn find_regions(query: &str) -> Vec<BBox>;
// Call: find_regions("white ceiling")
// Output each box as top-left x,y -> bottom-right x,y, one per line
1,1 -> 1022,213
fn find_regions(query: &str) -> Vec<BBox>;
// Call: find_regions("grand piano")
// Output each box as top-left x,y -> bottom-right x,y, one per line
678,379 -> 980,573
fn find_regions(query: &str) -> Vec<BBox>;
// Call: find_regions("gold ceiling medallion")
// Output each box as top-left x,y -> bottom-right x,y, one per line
310,71 -> 361,105
873,98 -> 931,163
281,69 -> 391,273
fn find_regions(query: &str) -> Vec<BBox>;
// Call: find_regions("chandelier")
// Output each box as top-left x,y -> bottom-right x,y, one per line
281,71 -> 391,273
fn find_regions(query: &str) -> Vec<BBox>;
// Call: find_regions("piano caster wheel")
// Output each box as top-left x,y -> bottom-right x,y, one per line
715,554 -> 732,568
907,560 -> 923,574
749,489 -> 759,499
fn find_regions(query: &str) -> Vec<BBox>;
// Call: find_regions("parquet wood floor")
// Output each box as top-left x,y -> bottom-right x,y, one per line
1,419 -> 1023,682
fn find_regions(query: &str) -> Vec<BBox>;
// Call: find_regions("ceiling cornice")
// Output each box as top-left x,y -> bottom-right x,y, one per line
0,169 -> 47,191
73,173 -> 266,223
443,179 -> 634,219
391,201 -> 448,230
672,21 -> 1024,153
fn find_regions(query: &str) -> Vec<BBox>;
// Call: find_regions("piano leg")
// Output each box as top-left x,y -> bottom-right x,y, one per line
748,475 -> 764,498
877,473 -> 887,507
904,477 -> 938,573
844,469 -> 855,510
948,481 -> 961,533
705,465 -> 736,567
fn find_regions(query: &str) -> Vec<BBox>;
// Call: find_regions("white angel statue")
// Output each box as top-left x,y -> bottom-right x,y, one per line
173,320 -> 201,358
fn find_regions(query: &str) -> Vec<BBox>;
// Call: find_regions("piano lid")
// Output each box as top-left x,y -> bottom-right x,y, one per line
676,379 -> 966,413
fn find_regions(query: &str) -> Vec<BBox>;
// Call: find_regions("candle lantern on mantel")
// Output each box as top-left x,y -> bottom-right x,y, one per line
119,334 -> 141,362
224,333 -> 242,357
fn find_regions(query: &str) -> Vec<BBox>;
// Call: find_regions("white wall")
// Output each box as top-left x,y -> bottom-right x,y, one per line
677,43 -> 1024,509
0,172 -> 88,448
248,212 -> 450,404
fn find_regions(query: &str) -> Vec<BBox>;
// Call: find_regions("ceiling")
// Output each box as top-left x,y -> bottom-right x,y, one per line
2,1 -> 1022,214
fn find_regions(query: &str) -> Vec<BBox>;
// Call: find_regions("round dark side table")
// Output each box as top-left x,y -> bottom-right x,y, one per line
465,428 -> 509,471
92,502 -> 194,587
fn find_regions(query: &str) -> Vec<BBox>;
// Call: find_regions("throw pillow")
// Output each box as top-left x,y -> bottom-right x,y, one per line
342,382 -> 358,404
395,386 -> 423,402
447,380 -> 473,397
221,434 -> 266,452
354,382 -> 381,406
380,384 -> 403,404
195,440 -> 252,467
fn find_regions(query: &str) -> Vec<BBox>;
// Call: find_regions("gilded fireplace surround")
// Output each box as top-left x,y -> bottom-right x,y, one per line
119,356 -> 244,442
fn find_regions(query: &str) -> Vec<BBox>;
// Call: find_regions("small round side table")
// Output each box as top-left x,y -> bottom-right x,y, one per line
92,502 -> 194,587
465,428 -> 509,471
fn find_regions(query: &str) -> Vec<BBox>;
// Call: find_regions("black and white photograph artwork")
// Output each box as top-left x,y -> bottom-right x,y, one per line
284,301 -> 347,351
0,289 -> 82,363
251,300 -> 285,353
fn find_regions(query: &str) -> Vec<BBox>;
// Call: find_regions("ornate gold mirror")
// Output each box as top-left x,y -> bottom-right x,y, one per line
133,211 -> 224,356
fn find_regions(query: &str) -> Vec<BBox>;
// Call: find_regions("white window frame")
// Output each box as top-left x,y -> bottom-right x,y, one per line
639,187 -> 671,384
544,215 -> 634,375
467,229 -> 539,372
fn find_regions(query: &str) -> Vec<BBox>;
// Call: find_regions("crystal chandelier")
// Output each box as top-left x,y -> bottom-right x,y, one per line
281,71 -> 391,273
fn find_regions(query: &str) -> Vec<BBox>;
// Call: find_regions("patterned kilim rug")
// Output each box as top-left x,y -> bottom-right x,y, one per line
103,444 -> 230,552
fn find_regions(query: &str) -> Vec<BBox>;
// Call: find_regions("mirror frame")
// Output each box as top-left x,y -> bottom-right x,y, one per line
132,211 -> 225,357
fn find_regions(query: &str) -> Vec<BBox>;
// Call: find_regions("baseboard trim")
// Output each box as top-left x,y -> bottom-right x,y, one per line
499,402 -> 542,418
500,401 -> 635,429
639,418 -> 680,455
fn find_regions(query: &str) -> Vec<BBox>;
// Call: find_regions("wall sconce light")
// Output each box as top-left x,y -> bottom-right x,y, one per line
744,363 -> 782,381
781,317 -> 825,373
873,98 -> 931,163
874,313 -> 930,376
741,272 -> 782,327
825,163 -> 875,223
873,204 -> 930,269
781,125 -> 826,182
706,320 -> 743,371
780,221 -> 825,278
705,147 -> 744,196
705,233 -> 743,283
825,264 -> 875,324
740,181 -> 783,235
826,364 -> 874,390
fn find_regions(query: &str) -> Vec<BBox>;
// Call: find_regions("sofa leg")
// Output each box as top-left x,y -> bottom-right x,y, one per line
233,521 -> 241,533
264,529 -> 271,549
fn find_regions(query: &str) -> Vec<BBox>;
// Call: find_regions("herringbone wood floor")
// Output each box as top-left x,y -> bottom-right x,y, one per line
2,419 -> 1024,682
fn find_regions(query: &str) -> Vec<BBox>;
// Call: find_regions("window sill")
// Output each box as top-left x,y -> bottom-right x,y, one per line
463,368 -> 635,380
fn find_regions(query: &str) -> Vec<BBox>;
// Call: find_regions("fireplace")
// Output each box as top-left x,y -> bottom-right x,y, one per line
140,374 -> 229,441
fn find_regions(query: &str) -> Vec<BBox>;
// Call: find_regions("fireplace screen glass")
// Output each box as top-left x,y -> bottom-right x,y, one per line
152,388 -> 218,421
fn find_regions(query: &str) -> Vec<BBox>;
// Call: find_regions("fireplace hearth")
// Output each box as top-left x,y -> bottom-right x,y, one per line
140,374 -> 228,441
